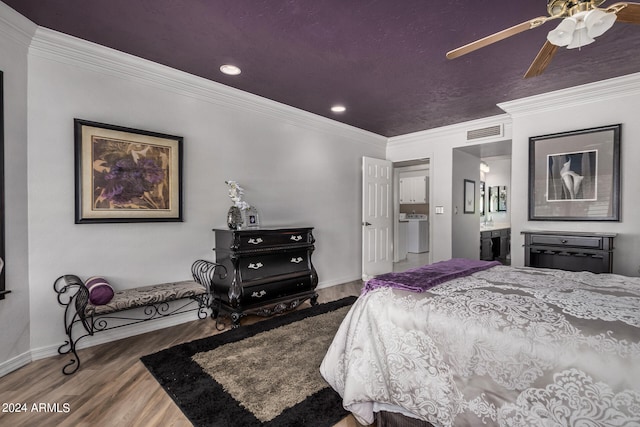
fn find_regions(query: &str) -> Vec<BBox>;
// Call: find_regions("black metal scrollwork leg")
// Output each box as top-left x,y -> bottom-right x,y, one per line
53,275 -> 92,375
191,259 -> 229,329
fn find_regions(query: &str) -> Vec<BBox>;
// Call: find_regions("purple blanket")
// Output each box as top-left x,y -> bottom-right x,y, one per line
363,258 -> 500,294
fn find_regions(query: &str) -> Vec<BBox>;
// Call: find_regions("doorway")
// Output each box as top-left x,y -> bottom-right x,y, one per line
392,158 -> 431,273
451,141 -> 512,260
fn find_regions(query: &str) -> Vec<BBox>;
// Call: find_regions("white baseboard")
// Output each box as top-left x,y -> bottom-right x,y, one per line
316,275 -> 363,290
0,311 -> 205,378
0,351 -> 33,378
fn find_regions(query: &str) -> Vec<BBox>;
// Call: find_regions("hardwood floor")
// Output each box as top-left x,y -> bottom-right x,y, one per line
0,281 -> 368,427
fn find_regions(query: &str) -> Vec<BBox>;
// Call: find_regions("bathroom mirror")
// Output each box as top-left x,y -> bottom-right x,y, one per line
479,181 -> 485,216
489,186 -> 498,213
498,186 -> 507,212
489,185 -> 507,213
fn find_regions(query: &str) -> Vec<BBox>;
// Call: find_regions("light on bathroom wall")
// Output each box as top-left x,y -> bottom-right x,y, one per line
480,161 -> 490,174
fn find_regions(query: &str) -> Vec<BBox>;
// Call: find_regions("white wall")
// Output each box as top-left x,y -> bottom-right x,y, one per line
0,3 -> 36,374
0,17 -> 386,371
501,74 -> 640,277
388,74 -> 640,277
451,149 -> 480,259
387,116 -> 513,263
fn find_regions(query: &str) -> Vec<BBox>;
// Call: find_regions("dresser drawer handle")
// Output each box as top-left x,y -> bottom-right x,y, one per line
290,235 -> 303,242
248,262 -> 264,270
290,257 -> 304,264
251,290 -> 267,298
248,238 -> 263,245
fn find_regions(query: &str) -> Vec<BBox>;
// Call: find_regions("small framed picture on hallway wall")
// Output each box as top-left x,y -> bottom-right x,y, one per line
463,179 -> 475,214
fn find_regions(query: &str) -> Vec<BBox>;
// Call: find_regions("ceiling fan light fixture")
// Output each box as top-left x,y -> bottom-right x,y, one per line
548,8 -> 610,50
585,8 -> 617,38
547,17 -> 577,46
567,27 -> 596,48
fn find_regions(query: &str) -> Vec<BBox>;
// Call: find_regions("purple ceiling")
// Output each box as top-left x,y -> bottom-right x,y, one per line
4,0 -> 640,137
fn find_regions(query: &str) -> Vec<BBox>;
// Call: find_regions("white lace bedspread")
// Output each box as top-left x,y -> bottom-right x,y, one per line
320,266 -> 640,426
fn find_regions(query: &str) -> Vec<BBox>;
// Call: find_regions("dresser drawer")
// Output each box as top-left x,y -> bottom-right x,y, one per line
529,234 -> 602,249
239,249 -> 311,281
242,276 -> 315,306
238,231 -> 311,249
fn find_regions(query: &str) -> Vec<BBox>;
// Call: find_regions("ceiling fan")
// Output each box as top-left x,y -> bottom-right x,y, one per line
446,1 -> 640,78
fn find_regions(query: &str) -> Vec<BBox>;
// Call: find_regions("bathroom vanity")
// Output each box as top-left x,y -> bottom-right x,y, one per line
480,224 -> 510,264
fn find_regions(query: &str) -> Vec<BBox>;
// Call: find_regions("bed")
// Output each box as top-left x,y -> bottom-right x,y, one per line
320,259 -> 640,427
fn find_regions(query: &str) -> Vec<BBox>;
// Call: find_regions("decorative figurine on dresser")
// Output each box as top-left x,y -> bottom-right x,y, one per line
210,227 -> 318,327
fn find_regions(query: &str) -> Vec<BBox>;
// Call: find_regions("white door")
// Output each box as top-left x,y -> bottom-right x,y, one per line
362,157 -> 393,281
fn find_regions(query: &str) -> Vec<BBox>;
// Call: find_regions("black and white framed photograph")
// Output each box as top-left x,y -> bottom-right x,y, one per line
463,179 -> 475,214
528,124 -> 621,221
243,206 -> 260,229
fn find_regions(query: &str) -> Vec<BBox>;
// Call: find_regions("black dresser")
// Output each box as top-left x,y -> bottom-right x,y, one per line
522,231 -> 616,274
211,227 -> 318,326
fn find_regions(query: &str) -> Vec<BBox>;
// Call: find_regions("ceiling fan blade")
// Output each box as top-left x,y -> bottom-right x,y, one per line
524,41 -> 559,78
607,2 -> 640,23
446,16 -> 551,59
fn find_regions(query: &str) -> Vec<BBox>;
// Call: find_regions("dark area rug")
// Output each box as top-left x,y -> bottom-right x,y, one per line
141,297 -> 356,427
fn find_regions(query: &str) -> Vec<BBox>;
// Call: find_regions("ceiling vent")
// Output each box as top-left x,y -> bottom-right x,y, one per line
466,124 -> 503,141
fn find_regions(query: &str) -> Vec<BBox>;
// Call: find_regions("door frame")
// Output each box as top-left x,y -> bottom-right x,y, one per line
392,160 -> 432,265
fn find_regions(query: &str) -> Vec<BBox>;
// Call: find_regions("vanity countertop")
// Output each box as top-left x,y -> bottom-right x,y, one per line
480,222 -> 510,232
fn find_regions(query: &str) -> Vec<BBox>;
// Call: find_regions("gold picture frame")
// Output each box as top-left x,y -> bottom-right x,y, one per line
74,119 -> 183,223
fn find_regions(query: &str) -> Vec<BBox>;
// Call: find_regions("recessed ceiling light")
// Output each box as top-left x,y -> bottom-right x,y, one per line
331,105 -> 346,113
220,64 -> 241,76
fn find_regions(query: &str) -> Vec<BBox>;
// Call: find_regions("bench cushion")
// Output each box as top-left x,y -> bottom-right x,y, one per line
85,280 -> 206,316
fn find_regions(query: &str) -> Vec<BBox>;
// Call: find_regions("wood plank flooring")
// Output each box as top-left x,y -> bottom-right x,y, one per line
0,281 -> 367,427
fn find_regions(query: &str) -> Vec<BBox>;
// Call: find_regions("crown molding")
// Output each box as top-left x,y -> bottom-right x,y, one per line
28,27 -> 386,148
0,2 -> 37,48
498,72 -> 640,117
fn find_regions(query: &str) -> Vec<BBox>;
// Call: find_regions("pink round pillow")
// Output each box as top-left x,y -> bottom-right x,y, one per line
85,276 -> 114,305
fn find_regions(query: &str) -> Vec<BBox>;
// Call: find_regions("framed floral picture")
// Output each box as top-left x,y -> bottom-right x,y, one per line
74,119 -> 183,223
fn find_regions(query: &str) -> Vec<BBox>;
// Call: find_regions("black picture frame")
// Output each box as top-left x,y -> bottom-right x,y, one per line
528,124 -> 621,221
498,186 -> 507,212
0,71 -> 6,299
463,179 -> 475,214
74,119 -> 183,223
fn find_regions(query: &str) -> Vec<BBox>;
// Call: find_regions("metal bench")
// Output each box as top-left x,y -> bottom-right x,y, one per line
53,260 -> 225,374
